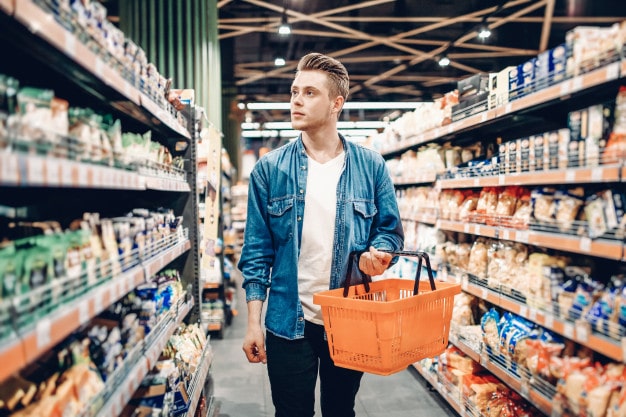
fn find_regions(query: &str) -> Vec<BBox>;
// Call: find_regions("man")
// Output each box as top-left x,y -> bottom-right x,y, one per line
238,52 -> 404,417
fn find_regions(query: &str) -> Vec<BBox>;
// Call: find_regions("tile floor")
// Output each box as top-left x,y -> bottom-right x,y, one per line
208,274 -> 456,417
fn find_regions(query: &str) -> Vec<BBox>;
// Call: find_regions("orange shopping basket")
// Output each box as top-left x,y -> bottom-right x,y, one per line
313,250 -> 461,376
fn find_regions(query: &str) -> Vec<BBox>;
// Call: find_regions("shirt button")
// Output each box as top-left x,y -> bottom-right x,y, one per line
301,165 -> 306,170
297,216 -> 302,221
299,189 -> 304,194
298,317 -> 304,322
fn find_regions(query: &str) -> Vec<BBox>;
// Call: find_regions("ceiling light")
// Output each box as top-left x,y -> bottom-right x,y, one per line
438,55 -> 450,67
278,6 -> 291,36
478,26 -> 491,40
274,57 -> 286,66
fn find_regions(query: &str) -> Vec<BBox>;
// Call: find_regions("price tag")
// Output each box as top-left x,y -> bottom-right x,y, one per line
481,287 -> 488,299
434,128 -> 441,138
519,305 -> 528,317
591,167 -> 603,182
606,62 -> 619,80
447,125 -> 454,134
461,275 -> 469,291
517,230 -> 529,244
505,103 -> 512,114
94,290 -> 103,314
572,76 -> 583,92
481,112 -> 488,122
47,158 -> 60,185
440,266 -> 449,282
36,317 -> 52,349
529,308 -> 538,321
498,174 -> 505,185
565,170 -> 575,182
464,223 -> 470,233
480,352 -> 489,367
26,157 -> 44,185
110,282 -> 119,301
61,162 -> 73,186
0,152 -> 19,184
77,165 -> 88,187
564,322 -> 575,339
474,225 -> 482,236
576,320 -> 590,342
78,300 -> 89,325
560,80 -> 571,96
473,178 -> 480,187
621,338 -> 626,362
95,57 -> 104,78
520,380 -> 530,398
64,32 -> 77,57
544,314 -> 554,329
501,229 -> 510,241
579,237 -> 592,253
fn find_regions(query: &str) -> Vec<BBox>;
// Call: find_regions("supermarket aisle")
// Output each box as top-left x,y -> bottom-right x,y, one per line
209,271 -> 455,417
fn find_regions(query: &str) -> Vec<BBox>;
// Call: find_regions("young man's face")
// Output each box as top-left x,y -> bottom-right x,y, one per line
290,70 -> 342,132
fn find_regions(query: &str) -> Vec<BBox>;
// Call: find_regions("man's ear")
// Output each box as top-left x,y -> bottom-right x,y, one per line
332,96 -> 345,115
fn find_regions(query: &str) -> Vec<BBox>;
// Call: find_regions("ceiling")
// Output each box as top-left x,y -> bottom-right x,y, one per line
217,0 -> 626,122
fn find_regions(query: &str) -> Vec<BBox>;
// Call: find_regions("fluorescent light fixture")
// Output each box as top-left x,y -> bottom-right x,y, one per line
246,102 -> 420,110
438,55 -> 450,67
241,122 -> 261,129
478,26 -> 491,39
242,130 -> 280,138
264,122 -> 292,129
274,57 -> 286,66
242,129 -> 378,139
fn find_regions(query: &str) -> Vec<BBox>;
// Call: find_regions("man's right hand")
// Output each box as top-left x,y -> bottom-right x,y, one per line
242,326 -> 267,364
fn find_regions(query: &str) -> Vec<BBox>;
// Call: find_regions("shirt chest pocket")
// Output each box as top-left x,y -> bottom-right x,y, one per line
268,197 -> 295,244
352,201 -> 377,245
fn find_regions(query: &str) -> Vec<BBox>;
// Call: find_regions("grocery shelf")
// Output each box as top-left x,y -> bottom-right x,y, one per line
182,341 -> 214,417
381,59 -> 625,159
438,163 -> 623,189
144,175 -> 191,192
10,0 -> 189,139
0,0 -> 13,14
13,0 -> 138,104
383,108 -> 498,156
392,171 -> 438,186
0,235 -> 191,384
528,229 -> 623,260
412,362 -> 463,415
139,92 -> 190,139
496,61 -> 622,118
448,330 -> 553,416
142,236 -> 192,279
0,151 -> 145,189
5,266 -> 144,383
0,151 -> 193,191
437,219 -> 624,260
93,297 -> 193,417
460,274 -> 624,362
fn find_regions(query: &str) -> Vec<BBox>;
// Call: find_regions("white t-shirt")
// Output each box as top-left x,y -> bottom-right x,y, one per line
298,151 -> 345,324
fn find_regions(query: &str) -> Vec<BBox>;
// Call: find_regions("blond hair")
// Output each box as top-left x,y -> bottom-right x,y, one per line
296,53 -> 349,101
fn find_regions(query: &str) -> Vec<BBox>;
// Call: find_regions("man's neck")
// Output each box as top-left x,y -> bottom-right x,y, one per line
302,130 -> 343,164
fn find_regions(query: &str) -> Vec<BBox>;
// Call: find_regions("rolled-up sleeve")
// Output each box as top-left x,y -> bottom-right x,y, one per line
237,165 -> 275,303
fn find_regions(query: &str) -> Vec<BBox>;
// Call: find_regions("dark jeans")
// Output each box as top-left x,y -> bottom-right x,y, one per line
266,321 -> 364,417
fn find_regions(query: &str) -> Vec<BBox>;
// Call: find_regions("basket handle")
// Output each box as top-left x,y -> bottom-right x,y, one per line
380,250 -> 437,295
343,250 -> 371,297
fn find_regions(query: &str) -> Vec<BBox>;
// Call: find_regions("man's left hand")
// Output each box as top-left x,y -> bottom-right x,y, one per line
358,246 -> 392,276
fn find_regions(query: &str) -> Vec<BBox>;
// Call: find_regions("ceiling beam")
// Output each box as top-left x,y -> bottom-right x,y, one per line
540,0 -> 556,51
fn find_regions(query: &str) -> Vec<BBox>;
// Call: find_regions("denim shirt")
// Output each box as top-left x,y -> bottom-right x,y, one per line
238,135 -> 404,340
